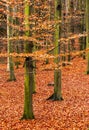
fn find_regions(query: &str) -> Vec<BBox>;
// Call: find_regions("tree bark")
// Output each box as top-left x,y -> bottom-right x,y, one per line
7,4 -> 16,81
21,0 -> 34,119
86,0 -> 89,74
47,0 -> 63,101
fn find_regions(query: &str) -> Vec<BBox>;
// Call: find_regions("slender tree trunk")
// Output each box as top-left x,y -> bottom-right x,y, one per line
13,5 -> 20,69
32,1 -> 36,94
79,0 -> 85,59
22,0 -> 34,119
86,0 -> 89,74
65,0 -> 71,62
47,0 -> 63,101
7,5 -> 16,81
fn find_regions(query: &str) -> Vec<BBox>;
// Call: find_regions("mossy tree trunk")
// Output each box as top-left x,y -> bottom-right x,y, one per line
47,0 -> 63,101
22,0 -> 34,119
86,0 -> 89,74
7,5 -> 16,81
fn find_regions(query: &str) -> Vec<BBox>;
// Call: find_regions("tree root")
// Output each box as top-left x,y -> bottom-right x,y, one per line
47,93 -> 63,101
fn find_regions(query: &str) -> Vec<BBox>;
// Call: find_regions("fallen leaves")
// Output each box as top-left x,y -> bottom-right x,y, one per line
0,58 -> 89,130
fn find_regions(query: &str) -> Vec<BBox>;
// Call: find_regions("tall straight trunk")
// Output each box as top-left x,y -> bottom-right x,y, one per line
47,0 -> 63,101
13,5 -> 20,69
79,0 -> 86,59
65,0 -> 71,62
32,1 -> 36,94
7,5 -> 16,81
22,0 -> 34,119
79,0 -> 84,49
86,0 -> 89,74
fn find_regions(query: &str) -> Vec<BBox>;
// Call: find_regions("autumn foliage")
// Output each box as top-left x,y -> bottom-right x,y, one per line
0,0 -> 89,129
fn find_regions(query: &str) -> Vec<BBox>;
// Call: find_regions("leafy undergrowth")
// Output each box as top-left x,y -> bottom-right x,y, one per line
0,58 -> 89,130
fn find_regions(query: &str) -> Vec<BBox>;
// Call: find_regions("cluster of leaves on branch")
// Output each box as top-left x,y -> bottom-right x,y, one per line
0,0 -> 88,71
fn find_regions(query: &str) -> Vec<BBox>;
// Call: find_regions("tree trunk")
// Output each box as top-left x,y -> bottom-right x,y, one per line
86,0 -> 89,74
32,1 -> 36,94
21,0 -> 34,119
22,56 -> 34,119
13,5 -> 20,69
79,0 -> 86,59
7,5 -> 16,81
47,0 -> 63,101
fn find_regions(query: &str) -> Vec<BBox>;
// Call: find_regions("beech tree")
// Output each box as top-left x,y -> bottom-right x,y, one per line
7,4 -> 16,81
21,0 -> 34,119
48,0 -> 63,100
0,0 -> 89,121
86,0 -> 89,74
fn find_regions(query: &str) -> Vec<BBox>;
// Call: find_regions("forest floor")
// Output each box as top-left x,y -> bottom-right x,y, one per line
0,57 -> 89,130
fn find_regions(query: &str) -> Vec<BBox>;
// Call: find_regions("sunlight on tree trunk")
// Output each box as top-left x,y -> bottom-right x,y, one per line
7,5 -> 16,81
21,0 -> 34,120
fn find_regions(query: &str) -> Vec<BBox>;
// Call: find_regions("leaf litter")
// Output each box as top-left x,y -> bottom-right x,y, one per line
0,58 -> 89,130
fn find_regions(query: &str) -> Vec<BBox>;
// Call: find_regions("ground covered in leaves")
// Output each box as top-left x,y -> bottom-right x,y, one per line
0,58 -> 89,130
